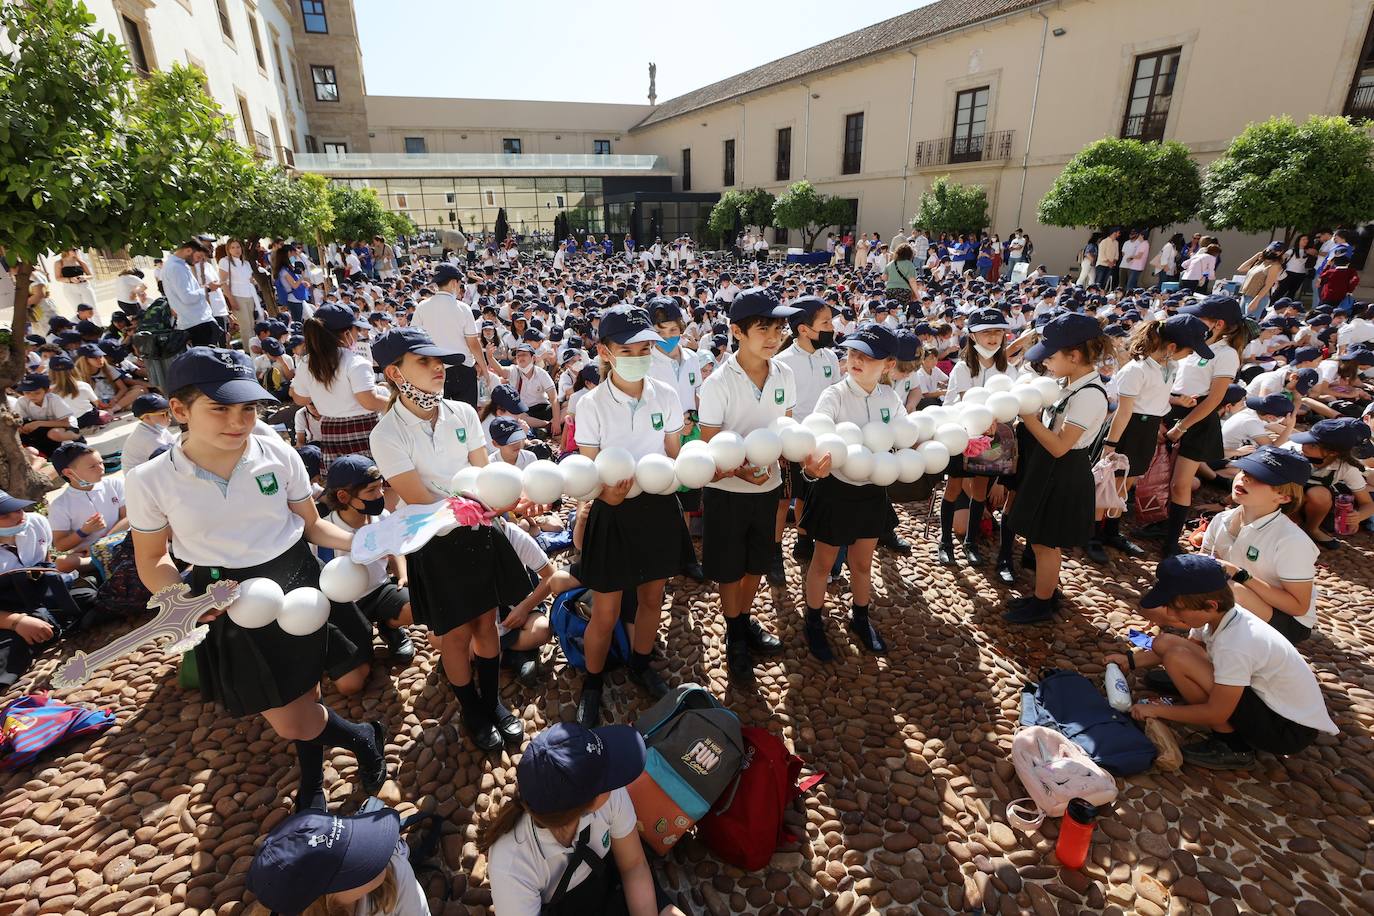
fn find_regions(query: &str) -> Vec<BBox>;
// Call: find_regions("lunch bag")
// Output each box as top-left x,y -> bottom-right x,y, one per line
963,421 -> 1018,476
627,684 -> 744,855
1020,669 -> 1156,776
1006,725 -> 1118,831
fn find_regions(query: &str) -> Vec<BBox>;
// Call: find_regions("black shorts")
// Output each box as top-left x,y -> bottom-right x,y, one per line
702,485 -> 781,583
356,581 -> 410,626
1116,413 -> 1165,477
783,459 -> 812,503
1167,404 -> 1224,464
1228,686 -> 1318,755
1265,609 -> 1313,645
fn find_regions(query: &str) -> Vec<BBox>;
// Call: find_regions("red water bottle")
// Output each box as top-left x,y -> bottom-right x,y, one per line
1055,798 -> 1098,869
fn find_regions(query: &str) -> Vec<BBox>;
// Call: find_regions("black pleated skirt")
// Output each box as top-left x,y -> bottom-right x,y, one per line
801,475 -> 890,546
1117,413 -> 1165,477
407,524 -> 532,636
189,539 -> 371,716
1008,438 -> 1095,549
580,492 -> 695,593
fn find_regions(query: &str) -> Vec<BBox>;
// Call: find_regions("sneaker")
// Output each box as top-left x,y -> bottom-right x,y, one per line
744,616 -> 783,654
1085,540 -> 1108,564
849,614 -> 888,654
879,532 -> 913,556
938,541 -> 957,565
962,543 -> 985,566
576,683 -> 603,729
1003,597 -> 1057,624
996,560 -> 1015,585
359,721 -> 389,795
1181,736 -> 1256,770
726,637 -> 755,684
1104,533 -> 1146,557
792,535 -> 815,562
804,619 -> 834,662
1143,667 -> 1180,696
492,698 -> 524,743
628,663 -> 670,699
462,711 -> 503,754
380,625 -> 415,664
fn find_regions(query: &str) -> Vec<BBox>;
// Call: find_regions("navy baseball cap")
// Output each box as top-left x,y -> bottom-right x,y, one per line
1230,444 -> 1310,485
75,320 -> 102,337
490,383 -> 527,414
1181,294 -> 1243,325
132,393 -> 169,417
1292,346 -> 1321,364
1293,416 -> 1372,449
314,303 -> 369,332
893,331 -> 921,363
517,722 -> 646,816
368,311 -> 393,324
325,453 -> 377,490
598,305 -> 661,345
729,287 -> 800,325
371,327 -> 463,368
75,343 -> 102,358
17,373 -> 49,392
840,323 -> 899,359
489,416 -> 528,446
1245,394 -> 1294,416
559,346 -> 583,365
1221,383 -> 1247,407
50,441 -> 93,475
967,307 -> 1010,333
1340,348 -> 1374,366
1293,368 -> 1319,394
1158,314 -> 1214,360
165,347 -> 275,403
254,321 -> 272,334
1140,554 -> 1231,609
786,295 -> 829,326
47,355 -> 74,371
434,263 -> 464,286
1026,312 -> 1104,363
296,445 -> 323,480
0,488 -> 35,515
246,807 -> 401,915
262,337 -> 284,357
647,296 -> 684,325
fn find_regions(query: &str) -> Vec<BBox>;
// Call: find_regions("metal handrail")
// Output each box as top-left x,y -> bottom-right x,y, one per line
912,128 -> 1014,167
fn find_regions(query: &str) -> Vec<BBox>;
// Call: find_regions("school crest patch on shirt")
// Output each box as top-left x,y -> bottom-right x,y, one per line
688,372 -> 696,385
255,472 -> 279,495
1246,545 -> 1260,561
651,412 -> 664,430
1198,358 -> 1210,366
823,366 -> 833,378
456,428 -> 467,443
773,388 -> 785,405
880,408 -> 891,423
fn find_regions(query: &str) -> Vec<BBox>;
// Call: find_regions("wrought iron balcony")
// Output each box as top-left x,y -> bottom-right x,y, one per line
1346,83 -> 1374,121
913,129 -> 1013,168
1121,109 -> 1170,143
253,131 -> 273,159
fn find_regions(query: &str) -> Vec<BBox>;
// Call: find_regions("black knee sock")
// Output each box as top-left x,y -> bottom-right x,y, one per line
315,707 -> 378,760
850,603 -> 869,621
725,614 -> 748,641
940,497 -> 957,545
805,606 -> 824,626
999,518 -> 1016,565
473,652 -> 501,714
583,670 -> 604,691
1165,501 -> 1190,545
629,650 -> 652,672
1104,516 -> 1121,540
450,679 -> 483,718
1091,518 -> 1105,542
964,500 -> 985,545
293,740 -> 325,812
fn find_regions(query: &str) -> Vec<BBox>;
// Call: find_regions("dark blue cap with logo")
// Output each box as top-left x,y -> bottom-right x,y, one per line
597,305 -> 661,345
48,354 -> 74,371
967,307 -> 1010,332
132,393 -> 168,417
1245,394 -> 1294,416
371,327 -> 463,369
50,441 -> 93,475
1292,346 -> 1321,364
840,323 -> 900,359
1221,383 -> 1248,407
17,373 -> 49,392
729,287 -> 800,325
647,296 -> 684,325
262,337 -> 284,357
893,331 -> 921,362
489,416 -> 528,446
1140,554 -> 1231,608
246,807 -> 401,916
166,347 -> 275,403
325,453 -> 377,490
434,263 -> 464,286
1230,444 -> 1310,485
314,303 -> 369,332
490,383 -> 527,414
517,722 -> 647,815
786,295 -> 829,325
1026,312 -> 1105,362
1293,416 -> 1373,449
1180,294 -> 1243,325
1292,368 -> 1319,394
1158,314 -> 1214,360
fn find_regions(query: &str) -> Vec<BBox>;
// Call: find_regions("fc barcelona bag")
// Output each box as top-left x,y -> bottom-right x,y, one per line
626,684 -> 744,855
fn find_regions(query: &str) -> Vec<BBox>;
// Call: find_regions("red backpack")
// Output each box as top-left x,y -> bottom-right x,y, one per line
696,726 -> 824,871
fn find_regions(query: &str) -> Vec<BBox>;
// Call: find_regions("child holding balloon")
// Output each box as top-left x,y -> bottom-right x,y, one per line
572,304 -> 694,728
125,347 -> 387,813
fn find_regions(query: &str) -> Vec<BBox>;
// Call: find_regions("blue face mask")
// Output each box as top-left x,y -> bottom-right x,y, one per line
657,335 -> 681,353
0,521 -> 24,536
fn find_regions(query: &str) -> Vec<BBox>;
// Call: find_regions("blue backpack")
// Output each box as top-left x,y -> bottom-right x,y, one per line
1020,669 -> 1156,776
550,587 -> 631,671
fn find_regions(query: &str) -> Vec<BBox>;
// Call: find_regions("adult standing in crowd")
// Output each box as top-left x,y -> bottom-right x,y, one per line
413,263 -> 487,406
163,239 -> 220,348
218,239 -> 259,351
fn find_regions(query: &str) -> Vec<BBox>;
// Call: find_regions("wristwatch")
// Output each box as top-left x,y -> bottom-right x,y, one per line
1231,569 -> 1251,584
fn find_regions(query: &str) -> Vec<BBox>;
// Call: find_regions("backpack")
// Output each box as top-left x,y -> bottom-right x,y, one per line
1007,725 -> 1118,831
962,421 -> 1018,476
91,533 -> 154,619
129,297 -> 188,360
1,693 -> 115,770
626,684 -> 744,855
549,588 -> 630,672
696,727 -> 824,870
1020,669 -> 1156,776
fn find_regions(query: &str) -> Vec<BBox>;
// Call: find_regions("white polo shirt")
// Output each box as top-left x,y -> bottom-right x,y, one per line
1113,357 -> 1173,417
1047,373 -> 1109,450
775,343 -> 840,417
489,787 -> 637,914
1245,367 -> 1288,398
813,376 -> 904,485
47,477 -> 125,550
0,514 -> 53,570
290,349 -> 377,418
324,510 -> 390,591
1189,606 -> 1337,734
16,393 -> 75,427
507,365 -> 556,408
698,353 -> 797,493
1173,342 -> 1239,397
125,430 -> 311,568
649,346 -> 706,412
412,291 -> 477,366
943,359 -> 1015,405
574,376 -> 683,460
1221,410 -> 1275,452
1201,507 -> 1318,628
121,422 -> 177,474
915,366 -> 948,395
370,399 -> 487,502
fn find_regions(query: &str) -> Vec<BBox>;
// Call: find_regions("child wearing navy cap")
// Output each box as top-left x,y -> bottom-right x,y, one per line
125,347 -> 387,812
14,373 -> 82,456
1110,554 -> 1338,770
775,295 -> 839,564
293,303 -> 389,465
1284,417 -> 1374,545
120,393 -> 175,473
1005,314 -> 1111,624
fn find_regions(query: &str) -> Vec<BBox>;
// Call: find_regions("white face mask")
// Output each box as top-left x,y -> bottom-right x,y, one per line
974,343 -> 1002,360
612,354 -> 651,383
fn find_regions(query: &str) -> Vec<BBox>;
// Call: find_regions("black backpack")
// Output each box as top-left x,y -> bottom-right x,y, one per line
130,297 -> 189,360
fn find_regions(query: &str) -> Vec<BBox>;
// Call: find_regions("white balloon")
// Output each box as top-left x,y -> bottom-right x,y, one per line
895,448 -> 926,482
227,577 -> 284,629
744,428 -> 783,467
960,405 -> 995,438
779,424 -> 818,462
870,452 -> 900,487
844,444 -> 875,481
936,422 -> 970,455
595,446 -> 637,486
835,422 -> 863,446
708,431 -> 747,472
318,557 -> 372,604
277,587 -> 332,636
449,465 -> 482,497
1012,385 -> 1042,415
890,413 -> 919,449
801,413 -> 836,436
521,460 -> 566,505
678,438 -> 710,457
560,455 -> 600,498
814,433 -> 848,471
636,453 -> 678,495
674,450 -> 717,489
911,412 -> 936,443
626,480 -> 644,499
1033,375 -> 1062,409
923,405 -> 952,426
860,420 -> 895,454
770,415 -> 798,433
476,463 -> 525,510
986,374 -> 1015,393
987,391 -> 1022,424
962,386 -> 990,406
918,440 -> 951,475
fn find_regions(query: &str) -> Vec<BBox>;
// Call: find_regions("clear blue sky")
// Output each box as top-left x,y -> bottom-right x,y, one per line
355,0 -> 934,104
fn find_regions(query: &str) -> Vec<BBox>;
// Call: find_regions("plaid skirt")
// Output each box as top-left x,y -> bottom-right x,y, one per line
319,413 -> 379,464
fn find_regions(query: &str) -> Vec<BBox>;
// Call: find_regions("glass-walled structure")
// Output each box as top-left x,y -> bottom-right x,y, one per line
604,192 -> 721,243
332,176 -> 605,238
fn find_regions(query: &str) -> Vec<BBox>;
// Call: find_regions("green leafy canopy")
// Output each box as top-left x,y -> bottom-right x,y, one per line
1037,137 -> 1200,230
772,181 -> 852,249
327,183 -> 388,242
913,176 -> 989,235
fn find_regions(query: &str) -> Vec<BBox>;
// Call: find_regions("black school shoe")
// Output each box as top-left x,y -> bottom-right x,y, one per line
938,541 -> 957,565
962,542 -> 985,566
804,618 -> 834,662
996,560 -> 1016,585
1104,533 -> 1146,558
360,721 -> 389,795
1003,595 -> 1058,624
380,625 -> 415,664
744,616 -> 783,654
492,698 -> 524,743
880,531 -> 913,555
575,683 -> 603,729
726,638 -> 755,684
628,663 -> 670,700
505,649 -> 540,686
849,614 -> 888,654
1143,667 -> 1180,696
462,711 -> 503,753
1181,736 -> 1257,770
1085,540 -> 1108,564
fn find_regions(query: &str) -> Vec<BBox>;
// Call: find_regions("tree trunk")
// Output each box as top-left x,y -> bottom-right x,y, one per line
805,227 -> 823,251
2,261 -> 59,500
316,230 -> 333,293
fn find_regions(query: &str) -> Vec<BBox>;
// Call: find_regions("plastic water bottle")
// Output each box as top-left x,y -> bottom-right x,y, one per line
1335,486 -> 1355,535
1055,798 -> 1098,870
1104,662 -> 1132,713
